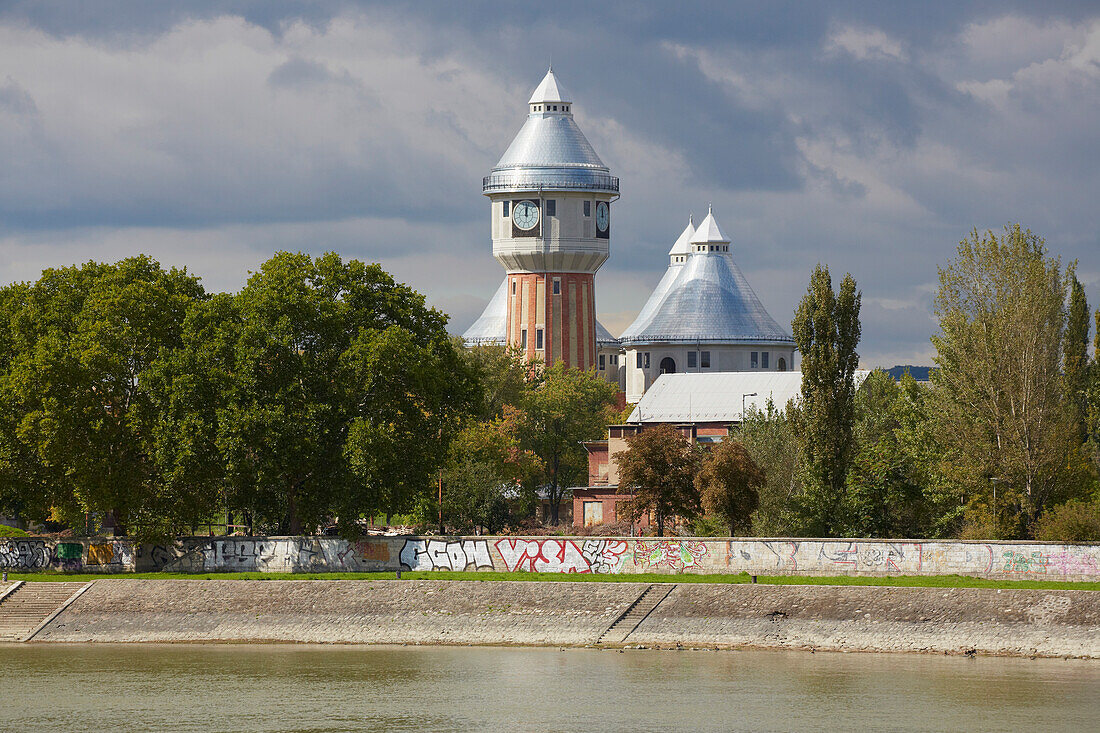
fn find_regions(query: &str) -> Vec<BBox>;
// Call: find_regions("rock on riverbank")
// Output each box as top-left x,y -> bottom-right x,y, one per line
28,579 -> 1100,658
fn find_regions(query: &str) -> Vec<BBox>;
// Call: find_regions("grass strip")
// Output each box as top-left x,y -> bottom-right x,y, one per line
6,570 -> 1099,591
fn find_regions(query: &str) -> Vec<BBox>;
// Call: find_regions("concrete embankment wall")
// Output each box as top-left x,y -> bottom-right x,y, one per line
3,535 -> 1099,581
30,579 -> 1100,658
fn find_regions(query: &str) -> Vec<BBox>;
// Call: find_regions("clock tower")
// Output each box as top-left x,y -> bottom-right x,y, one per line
479,67 -> 618,369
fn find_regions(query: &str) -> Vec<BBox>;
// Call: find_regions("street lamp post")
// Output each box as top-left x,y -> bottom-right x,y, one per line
741,392 -> 758,425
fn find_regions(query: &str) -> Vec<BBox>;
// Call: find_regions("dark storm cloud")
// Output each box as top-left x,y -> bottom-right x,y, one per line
1,1 -> 1098,366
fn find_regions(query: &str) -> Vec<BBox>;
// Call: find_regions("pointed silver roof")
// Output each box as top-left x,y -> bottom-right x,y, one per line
691,207 -> 729,244
668,216 -> 695,257
620,211 -> 794,346
528,67 -> 570,104
483,69 -> 618,194
461,278 -> 510,346
462,276 -> 618,347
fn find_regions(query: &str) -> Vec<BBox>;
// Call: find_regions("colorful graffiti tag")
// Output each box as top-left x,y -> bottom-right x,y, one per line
632,540 -> 708,571
0,539 -> 50,569
400,539 -> 493,571
494,538 -> 630,574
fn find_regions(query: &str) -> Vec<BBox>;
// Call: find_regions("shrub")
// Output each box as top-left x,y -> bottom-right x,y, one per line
1032,500 -> 1100,542
0,524 -> 29,538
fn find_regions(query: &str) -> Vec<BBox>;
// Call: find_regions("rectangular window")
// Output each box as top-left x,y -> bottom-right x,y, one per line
644,352 -> 651,369
762,352 -> 770,369
503,200 -> 510,217
512,280 -> 516,295
750,351 -> 759,368
687,351 -> 697,368
553,279 -> 560,295
536,328 -> 544,350
521,329 -> 527,350
599,354 -> 606,370
584,200 -> 591,217
701,351 -> 710,368
636,352 -> 643,369
546,199 -> 556,216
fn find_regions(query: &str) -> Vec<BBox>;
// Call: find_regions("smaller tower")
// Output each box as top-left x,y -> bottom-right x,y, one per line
619,208 -> 796,401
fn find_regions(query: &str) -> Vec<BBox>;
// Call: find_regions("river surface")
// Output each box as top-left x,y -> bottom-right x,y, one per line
2,644 -> 1098,732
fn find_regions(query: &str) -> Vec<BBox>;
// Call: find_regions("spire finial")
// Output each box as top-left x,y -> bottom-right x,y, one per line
548,54 -> 552,73
689,212 -> 694,225
708,203 -> 713,215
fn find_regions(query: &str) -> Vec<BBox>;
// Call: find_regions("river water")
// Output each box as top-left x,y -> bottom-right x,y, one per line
2,644 -> 1097,732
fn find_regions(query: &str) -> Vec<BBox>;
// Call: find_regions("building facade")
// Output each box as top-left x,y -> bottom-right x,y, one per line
464,68 -> 618,370
618,208 -> 797,402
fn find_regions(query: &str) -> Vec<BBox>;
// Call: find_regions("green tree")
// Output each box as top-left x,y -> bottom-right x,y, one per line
0,257 -> 206,537
739,399 -> 801,535
1065,274 -> 1090,442
1090,309 -> 1100,471
932,225 -> 1087,537
510,362 -> 618,525
696,438 -> 763,536
439,418 -> 539,533
441,458 -> 511,535
791,264 -> 862,535
615,424 -> 700,536
151,252 -> 478,535
459,342 -> 535,421
891,372 -> 964,538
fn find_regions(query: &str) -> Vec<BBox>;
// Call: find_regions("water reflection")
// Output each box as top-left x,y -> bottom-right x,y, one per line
1,644 -> 1097,732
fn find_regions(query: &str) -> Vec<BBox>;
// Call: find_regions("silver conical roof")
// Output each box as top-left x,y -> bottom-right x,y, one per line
528,67 -> 570,104
462,276 -> 618,347
483,69 -> 618,194
620,214 -> 794,346
461,278 -> 509,346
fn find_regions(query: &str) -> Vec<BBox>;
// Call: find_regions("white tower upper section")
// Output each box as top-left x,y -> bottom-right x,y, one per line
485,68 -> 617,274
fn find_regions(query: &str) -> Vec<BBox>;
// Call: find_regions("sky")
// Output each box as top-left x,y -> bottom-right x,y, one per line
1,1 -> 1098,367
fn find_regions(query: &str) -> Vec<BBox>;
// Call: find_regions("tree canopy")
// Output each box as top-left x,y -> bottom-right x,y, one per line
696,438 -> 763,537
932,225 -> 1092,537
615,424 -> 700,536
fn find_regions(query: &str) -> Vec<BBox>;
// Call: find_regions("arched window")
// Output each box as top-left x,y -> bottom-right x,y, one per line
660,357 -> 676,374
777,357 -> 787,372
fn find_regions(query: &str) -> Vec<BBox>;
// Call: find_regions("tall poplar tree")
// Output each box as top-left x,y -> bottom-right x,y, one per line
1064,274 -> 1090,442
791,265 -> 862,536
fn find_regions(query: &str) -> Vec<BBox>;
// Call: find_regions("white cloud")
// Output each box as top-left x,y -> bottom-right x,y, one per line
824,25 -> 907,62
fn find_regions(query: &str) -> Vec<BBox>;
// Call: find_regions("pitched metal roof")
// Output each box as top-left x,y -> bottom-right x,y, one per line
668,217 -> 695,256
461,278 -> 509,345
620,212 -> 794,346
528,68 -> 570,104
595,318 -> 619,346
690,208 -> 729,244
627,370 -> 871,423
483,70 -> 617,194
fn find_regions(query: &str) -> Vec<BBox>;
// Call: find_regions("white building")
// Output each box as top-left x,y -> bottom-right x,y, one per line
618,208 -> 796,402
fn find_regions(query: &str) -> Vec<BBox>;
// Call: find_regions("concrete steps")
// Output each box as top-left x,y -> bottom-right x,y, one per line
0,581 -> 89,641
597,583 -> 676,645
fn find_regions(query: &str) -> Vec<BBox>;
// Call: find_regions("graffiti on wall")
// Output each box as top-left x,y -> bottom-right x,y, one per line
632,540 -> 708,571
84,541 -> 133,568
581,540 -> 629,573
3,535 -> 1098,579
494,538 -> 630,574
0,539 -> 50,569
400,539 -> 492,571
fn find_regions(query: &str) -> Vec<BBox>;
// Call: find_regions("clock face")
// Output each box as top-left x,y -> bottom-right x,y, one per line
513,200 -> 540,230
595,201 -> 610,232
